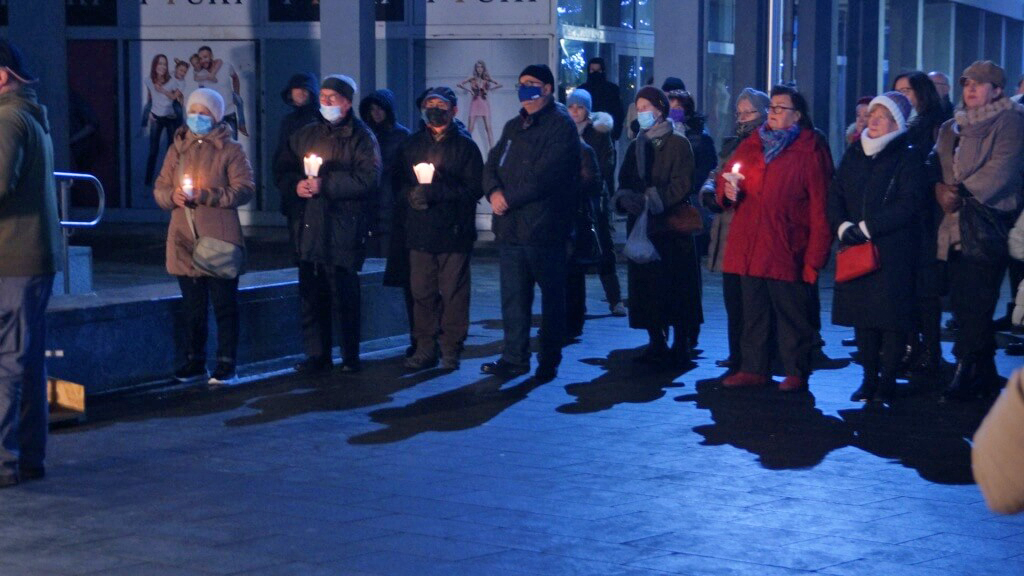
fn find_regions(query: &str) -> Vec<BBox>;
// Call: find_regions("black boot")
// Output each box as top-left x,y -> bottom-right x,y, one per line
873,376 -> 898,404
940,359 -> 978,403
973,356 -> 1002,397
850,375 -> 877,403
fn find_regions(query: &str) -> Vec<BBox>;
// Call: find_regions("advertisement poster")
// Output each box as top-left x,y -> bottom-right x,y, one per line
128,40 -> 257,210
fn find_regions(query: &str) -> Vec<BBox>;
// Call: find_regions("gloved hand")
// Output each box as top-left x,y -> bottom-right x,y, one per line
840,224 -> 868,246
802,264 -> 819,285
618,192 -> 646,216
409,185 -> 430,211
701,191 -> 722,213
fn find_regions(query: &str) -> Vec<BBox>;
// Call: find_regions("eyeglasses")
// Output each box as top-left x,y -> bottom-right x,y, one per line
768,105 -> 796,114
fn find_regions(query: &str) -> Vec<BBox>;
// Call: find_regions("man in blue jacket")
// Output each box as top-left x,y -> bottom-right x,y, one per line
481,64 -> 580,382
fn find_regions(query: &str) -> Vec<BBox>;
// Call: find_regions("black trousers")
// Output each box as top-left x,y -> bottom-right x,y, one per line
298,261 -> 361,364
914,260 -> 946,357
740,276 -> 816,378
723,272 -> 743,363
949,252 -> 1006,362
856,327 -> 906,383
409,250 -> 471,355
177,275 -> 239,365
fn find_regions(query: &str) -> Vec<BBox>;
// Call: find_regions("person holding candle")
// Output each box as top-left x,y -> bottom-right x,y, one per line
393,87 -> 483,370
715,85 -> 833,392
700,87 -> 770,371
273,74 -> 382,375
154,88 -> 255,385
828,91 -> 925,403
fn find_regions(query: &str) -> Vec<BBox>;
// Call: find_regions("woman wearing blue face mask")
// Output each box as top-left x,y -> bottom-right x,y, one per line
613,86 -> 701,367
154,88 -> 255,386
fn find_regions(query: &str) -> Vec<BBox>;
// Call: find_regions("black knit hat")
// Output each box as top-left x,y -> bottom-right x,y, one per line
519,64 -> 554,88
661,77 -> 686,93
420,86 -> 458,108
0,38 -> 36,84
636,86 -> 670,117
321,74 -> 357,103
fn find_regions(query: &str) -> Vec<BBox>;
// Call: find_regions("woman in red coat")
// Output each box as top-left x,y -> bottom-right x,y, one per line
716,85 -> 833,392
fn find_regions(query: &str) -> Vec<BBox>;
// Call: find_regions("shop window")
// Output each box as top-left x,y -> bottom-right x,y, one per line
983,13 -> 1003,65
559,0 -> 597,28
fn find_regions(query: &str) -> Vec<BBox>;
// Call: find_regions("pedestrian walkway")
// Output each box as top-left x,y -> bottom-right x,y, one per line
4,260 -> 1024,575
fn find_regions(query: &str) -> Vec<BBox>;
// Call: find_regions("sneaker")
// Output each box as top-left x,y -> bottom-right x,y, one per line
174,360 -> 208,383
208,363 -> 236,386
611,302 -> 628,317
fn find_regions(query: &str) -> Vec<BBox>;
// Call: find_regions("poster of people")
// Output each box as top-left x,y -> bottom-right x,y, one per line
128,40 -> 257,210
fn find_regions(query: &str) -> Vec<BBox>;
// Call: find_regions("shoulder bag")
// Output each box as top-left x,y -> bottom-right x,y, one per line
185,207 -> 245,279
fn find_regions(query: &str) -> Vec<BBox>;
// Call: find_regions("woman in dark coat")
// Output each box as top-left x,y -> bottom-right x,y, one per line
828,92 -> 924,402
614,87 -> 700,366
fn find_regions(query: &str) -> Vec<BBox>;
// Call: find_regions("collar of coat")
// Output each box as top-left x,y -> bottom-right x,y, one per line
174,123 -> 232,153
954,97 -> 1018,129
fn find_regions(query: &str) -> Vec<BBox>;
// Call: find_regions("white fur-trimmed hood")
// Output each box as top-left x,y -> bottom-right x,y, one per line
591,111 -> 613,133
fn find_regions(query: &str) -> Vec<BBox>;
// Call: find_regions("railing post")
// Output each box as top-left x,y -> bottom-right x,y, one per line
60,179 -> 72,295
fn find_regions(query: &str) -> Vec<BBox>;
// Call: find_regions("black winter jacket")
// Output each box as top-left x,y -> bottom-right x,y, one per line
483,100 -> 581,246
360,89 -> 410,237
275,103 -> 319,218
273,111 -> 382,270
578,75 -> 625,140
395,122 -> 484,253
580,122 -> 615,199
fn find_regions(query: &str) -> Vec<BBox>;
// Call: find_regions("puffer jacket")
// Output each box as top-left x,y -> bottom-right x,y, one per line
0,86 -> 61,276
360,89 -> 411,237
273,110 -> 382,270
715,127 -> 833,283
483,100 -> 580,246
276,72 -> 319,219
154,123 -> 255,277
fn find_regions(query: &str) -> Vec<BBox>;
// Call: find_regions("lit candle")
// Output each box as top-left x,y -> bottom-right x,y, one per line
413,162 -> 435,185
304,154 -> 322,178
731,163 -> 741,174
182,174 -> 193,199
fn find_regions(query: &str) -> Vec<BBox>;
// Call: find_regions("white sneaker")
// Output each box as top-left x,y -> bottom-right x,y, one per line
611,302 -> 628,317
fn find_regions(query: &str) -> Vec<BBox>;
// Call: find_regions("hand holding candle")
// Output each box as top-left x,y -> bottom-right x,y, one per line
413,162 -> 435,185
722,162 -> 745,202
182,174 -> 194,200
303,154 -> 323,179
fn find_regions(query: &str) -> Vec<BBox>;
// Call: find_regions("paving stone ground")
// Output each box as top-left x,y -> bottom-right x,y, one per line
5,258 -> 1024,576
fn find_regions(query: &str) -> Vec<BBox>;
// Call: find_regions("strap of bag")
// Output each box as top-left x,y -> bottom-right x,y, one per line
184,206 -> 200,241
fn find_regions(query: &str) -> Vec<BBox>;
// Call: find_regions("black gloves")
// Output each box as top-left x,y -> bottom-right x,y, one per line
841,224 -> 868,246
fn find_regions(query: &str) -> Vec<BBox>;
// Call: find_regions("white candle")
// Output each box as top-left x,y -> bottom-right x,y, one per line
413,162 -> 435,185
731,163 -> 741,174
182,174 -> 193,199
304,154 -> 322,178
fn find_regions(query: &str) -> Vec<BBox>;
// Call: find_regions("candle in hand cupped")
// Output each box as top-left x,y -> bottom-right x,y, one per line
413,162 -> 435,185
303,154 -> 323,178
182,174 -> 194,199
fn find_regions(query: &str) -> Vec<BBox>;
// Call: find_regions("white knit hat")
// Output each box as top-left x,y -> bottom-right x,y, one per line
868,91 -> 912,132
186,88 -> 225,123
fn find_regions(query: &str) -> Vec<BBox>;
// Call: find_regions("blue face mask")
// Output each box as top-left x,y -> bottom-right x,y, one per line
637,110 -> 657,130
320,105 -> 343,123
186,113 -> 214,135
518,85 -> 543,103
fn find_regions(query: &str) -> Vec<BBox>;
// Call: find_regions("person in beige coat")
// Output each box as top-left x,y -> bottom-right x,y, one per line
154,88 -> 254,385
972,367 -> 1024,514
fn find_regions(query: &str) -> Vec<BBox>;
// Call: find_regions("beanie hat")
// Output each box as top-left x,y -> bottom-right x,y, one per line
661,77 -> 686,93
736,87 -> 771,115
959,60 -> 1006,90
420,86 -> 458,108
519,64 -> 554,88
321,74 -> 358,103
281,72 -> 318,105
0,38 -> 36,84
636,86 -> 670,117
186,88 -> 225,123
869,91 -> 912,132
567,88 -> 592,112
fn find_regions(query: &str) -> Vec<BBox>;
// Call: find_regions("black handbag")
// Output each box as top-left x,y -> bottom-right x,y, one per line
571,197 -> 603,266
959,196 -> 1017,263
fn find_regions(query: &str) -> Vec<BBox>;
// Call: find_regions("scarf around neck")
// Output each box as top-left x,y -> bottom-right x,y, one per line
859,127 -> 905,157
758,123 -> 801,164
635,118 -> 673,185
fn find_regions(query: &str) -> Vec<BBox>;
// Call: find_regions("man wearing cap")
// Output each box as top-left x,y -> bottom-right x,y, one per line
274,74 -> 382,375
0,39 -> 61,487
394,87 -> 483,371
930,60 -> 1024,401
481,64 -> 581,382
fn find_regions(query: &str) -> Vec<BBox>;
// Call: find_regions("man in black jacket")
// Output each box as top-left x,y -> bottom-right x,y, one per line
395,87 -> 483,371
481,64 -> 581,382
275,72 -> 319,248
578,57 -> 625,141
359,88 -> 410,257
274,74 -> 382,374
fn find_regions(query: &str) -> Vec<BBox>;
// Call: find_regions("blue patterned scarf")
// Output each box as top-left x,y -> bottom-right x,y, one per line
758,123 -> 802,164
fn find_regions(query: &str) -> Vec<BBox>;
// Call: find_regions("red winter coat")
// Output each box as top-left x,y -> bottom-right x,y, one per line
715,128 -> 833,283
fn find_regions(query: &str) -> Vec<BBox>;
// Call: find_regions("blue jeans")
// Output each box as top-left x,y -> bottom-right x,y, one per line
0,275 -> 54,475
499,244 -> 567,367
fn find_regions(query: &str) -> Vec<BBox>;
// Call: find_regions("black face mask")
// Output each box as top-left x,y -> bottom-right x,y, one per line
589,71 -> 605,82
422,107 -> 451,128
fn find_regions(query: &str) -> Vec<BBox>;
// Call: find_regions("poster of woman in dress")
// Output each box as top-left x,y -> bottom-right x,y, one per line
130,40 -> 256,209
457,60 -> 502,151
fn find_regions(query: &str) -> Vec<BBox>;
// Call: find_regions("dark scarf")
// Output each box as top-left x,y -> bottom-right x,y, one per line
758,122 -> 801,164
635,118 -> 673,185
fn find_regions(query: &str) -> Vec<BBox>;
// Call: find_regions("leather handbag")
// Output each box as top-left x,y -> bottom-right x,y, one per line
185,208 -> 245,279
835,241 -> 879,283
959,196 -> 1017,264
649,200 -> 704,236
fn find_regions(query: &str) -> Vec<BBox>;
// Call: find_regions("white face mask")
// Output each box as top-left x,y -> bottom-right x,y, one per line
320,105 -> 343,123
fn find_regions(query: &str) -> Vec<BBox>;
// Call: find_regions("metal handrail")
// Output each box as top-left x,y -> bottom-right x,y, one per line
54,172 -> 106,294
55,171 -> 105,228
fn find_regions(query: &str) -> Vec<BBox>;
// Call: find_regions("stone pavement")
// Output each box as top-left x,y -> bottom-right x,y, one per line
4,259 -> 1024,576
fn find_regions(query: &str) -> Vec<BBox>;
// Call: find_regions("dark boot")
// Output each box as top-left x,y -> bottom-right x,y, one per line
973,356 -> 1002,397
873,376 -> 898,404
940,358 -> 978,403
850,375 -> 877,402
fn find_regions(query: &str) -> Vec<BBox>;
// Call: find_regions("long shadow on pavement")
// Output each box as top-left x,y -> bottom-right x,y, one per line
555,347 -> 691,414
676,378 -> 994,484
